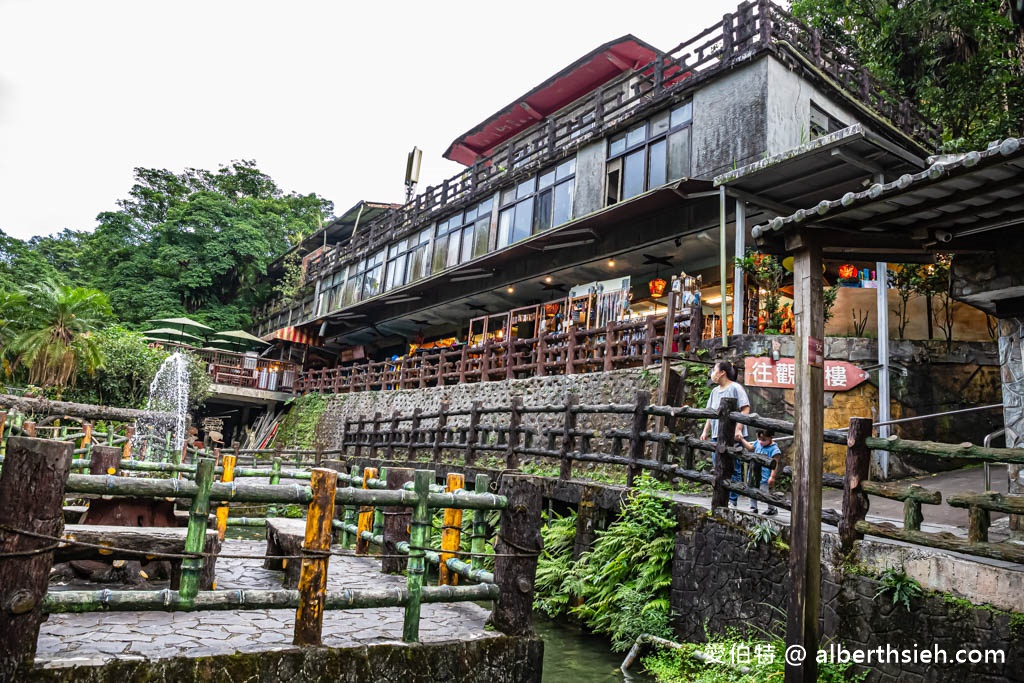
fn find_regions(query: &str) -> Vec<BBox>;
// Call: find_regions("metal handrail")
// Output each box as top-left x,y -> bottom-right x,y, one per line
983,428 -> 1007,492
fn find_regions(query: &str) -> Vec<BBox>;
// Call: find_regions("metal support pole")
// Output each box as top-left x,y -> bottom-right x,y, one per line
719,186 -> 729,346
733,199 -> 746,336
875,261 -> 891,479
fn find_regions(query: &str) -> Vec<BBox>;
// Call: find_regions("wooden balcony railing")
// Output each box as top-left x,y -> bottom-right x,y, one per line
294,304 -> 701,395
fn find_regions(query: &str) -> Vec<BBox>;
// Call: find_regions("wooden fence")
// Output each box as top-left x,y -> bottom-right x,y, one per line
330,390 -> 1024,565
0,438 -> 541,677
295,303 -> 700,394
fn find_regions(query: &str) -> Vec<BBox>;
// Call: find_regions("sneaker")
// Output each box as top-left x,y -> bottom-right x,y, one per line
764,508 -> 778,516
729,500 -> 737,507
749,507 -> 758,513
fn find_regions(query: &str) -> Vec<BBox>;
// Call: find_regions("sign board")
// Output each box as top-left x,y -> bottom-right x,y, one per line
744,357 -> 869,392
808,337 -> 824,368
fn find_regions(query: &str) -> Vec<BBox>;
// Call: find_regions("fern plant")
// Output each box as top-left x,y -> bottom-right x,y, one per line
875,565 -> 922,611
533,510 -> 579,618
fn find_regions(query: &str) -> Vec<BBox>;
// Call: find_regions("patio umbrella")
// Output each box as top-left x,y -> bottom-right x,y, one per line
147,317 -> 215,338
207,330 -> 271,352
142,328 -> 205,345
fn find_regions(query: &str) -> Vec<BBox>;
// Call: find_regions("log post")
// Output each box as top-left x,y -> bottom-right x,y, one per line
353,415 -> 364,459
573,483 -> 604,559
537,335 -> 548,377
215,454 -> 237,541
382,467 -> 414,574
293,467 -> 338,647
385,411 -> 399,459
506,396 -> 522,470
0,437 -> 73,681
603,323 -> 614,372
627,391 -> 652,488
465,401 -> 481,467
355,467 -> 377,555
407,408 -> 422,461
0,411 -> 7,457
711,397 -> 738,508
90,445 -> 122,476
432,401 -> 448,463
439,472 -> 465,586
566,328 -> 577,375
968,505 -> 990,544
840,417 -> 872,554
471,475 -> 489,572
489,474 -> 543,636
559,394 -> 579,481
904,498 -> 924,532
80,421 -> 92,451
179,457 -> 214,603
22,421 -> 36,438
786,234 -> 825,683
320,459 -> 347,544
642,315 -> 656,367
369,412 -> 382,460
402,470 -> 433,642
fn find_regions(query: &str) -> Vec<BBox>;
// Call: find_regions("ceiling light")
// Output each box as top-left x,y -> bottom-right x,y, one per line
506,287 -> 515,294
607,259 -> 616,267
544,276 -> 553,283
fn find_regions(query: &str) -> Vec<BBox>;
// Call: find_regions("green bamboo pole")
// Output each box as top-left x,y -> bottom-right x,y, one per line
402,469 -> 432,642
471,475 -> 489,572
268,457 -> 282,517
178,457 -> 214,603
340,466 -> 358,548
163,431 -> 173,464
44,583 -> 499,614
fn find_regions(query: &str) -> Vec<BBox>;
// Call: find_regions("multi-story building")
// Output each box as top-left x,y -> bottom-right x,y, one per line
251,0 -> 938,384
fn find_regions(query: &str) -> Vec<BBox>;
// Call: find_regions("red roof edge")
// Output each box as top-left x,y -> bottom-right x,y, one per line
443,35 -> 661,166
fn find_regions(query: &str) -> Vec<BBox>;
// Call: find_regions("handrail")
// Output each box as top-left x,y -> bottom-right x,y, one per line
983,427 -> 1007,492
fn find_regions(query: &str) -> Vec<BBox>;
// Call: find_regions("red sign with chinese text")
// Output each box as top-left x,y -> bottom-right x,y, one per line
744,357 -> 869,392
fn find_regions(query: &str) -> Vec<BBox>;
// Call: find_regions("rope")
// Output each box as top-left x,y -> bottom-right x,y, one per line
494,533 -> 542,557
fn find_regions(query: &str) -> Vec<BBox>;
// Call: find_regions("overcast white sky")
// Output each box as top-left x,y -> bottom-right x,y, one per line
0,0 -> 746,241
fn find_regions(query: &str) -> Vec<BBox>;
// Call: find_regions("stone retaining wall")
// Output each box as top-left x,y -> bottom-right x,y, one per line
24,636 -> 543,683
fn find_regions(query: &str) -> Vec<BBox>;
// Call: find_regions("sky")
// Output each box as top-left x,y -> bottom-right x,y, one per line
0,0 -> 747,241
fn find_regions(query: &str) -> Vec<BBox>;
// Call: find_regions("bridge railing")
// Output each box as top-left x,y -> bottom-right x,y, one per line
0,438 -> 542,675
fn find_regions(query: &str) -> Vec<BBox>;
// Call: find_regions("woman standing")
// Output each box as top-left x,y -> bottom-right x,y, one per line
699,360 -> 751,507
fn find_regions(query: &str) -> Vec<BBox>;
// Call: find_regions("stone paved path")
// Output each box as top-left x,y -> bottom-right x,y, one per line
36,540 -> 495,669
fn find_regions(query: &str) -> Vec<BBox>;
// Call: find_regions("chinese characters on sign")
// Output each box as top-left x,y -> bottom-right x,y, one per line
744,357 -> 869,392
808,336 -> 824,368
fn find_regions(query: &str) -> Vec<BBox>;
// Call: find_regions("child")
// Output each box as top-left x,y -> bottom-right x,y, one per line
739,429 -> 781,515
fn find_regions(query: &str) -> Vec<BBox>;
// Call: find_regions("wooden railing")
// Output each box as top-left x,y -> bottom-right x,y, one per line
295,304 -> 700,394
0,438 -> 541,675
330,390 -> 1024,566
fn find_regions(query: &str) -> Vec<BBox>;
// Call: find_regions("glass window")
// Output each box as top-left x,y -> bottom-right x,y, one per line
538,169 -> 556,190
649,139 -> 667,188
498,208 -> 513,248
556,158 -> 576,181
516,178 -> 536,200
512,196 -> 533,242
609,134 -> 627,158
626,124 -> 646,148
670,102 -> 692,129
552,178 -> 574,227
534,189 -> 553,233
623,149 -> 646,199
651,110 -> 670,137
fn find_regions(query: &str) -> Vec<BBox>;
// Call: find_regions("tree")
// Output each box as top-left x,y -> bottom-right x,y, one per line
11,281 -> 112,392
888,264 -> 921,339
791,0 -> 1024,150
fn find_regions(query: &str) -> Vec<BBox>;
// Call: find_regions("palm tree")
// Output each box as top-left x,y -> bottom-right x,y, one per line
12,281 -> 112,390
0,289 -> 26,376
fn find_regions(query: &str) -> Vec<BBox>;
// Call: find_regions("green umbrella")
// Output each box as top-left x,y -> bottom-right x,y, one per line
207,330 -> 271,352
143,328 -> 204,345
147,317 -> 215,338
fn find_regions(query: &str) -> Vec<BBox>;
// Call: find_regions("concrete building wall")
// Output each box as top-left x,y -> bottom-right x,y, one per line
998,318 -> 1024,536
764,57 -> 864,156
691,59 -> 769,178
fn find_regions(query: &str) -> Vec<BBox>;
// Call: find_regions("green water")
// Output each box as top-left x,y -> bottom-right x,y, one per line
535,617 -> 655,683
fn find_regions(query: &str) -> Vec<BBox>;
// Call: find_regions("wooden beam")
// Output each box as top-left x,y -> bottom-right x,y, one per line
786,234 -> 824,683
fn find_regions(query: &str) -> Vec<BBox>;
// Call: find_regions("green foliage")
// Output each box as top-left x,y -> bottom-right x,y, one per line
64,326 -> 165,407
7,280 -> 112,392
736,251 -> 786,332
273,252 -> 308,304
790,0 -> 1024,151
643,629 -> 867,683
534,509 -> 579,618
682,362 -> 711,408
534,474 -> 677,651
875,565 -> 923,611
746,519 -> 780,551
822,284 -> 839,327
274,393 -> 328,449
281,504 -> 305,519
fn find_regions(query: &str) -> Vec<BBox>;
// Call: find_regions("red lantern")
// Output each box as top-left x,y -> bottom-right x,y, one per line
544,302 -> 560,316
838,264 -> 858,280
649,277 -> 667,298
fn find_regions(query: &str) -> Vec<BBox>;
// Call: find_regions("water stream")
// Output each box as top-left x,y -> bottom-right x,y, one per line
134,351 -> 190,459
535,617 -> 654,683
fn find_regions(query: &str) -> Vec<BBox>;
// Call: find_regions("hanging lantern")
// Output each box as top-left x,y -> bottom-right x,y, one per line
838,263 -> 858,280
544,302 -> 561,316
649,277 -> 668,298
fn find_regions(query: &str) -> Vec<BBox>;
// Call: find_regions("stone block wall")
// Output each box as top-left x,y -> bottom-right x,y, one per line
670,505 -> 1024,682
